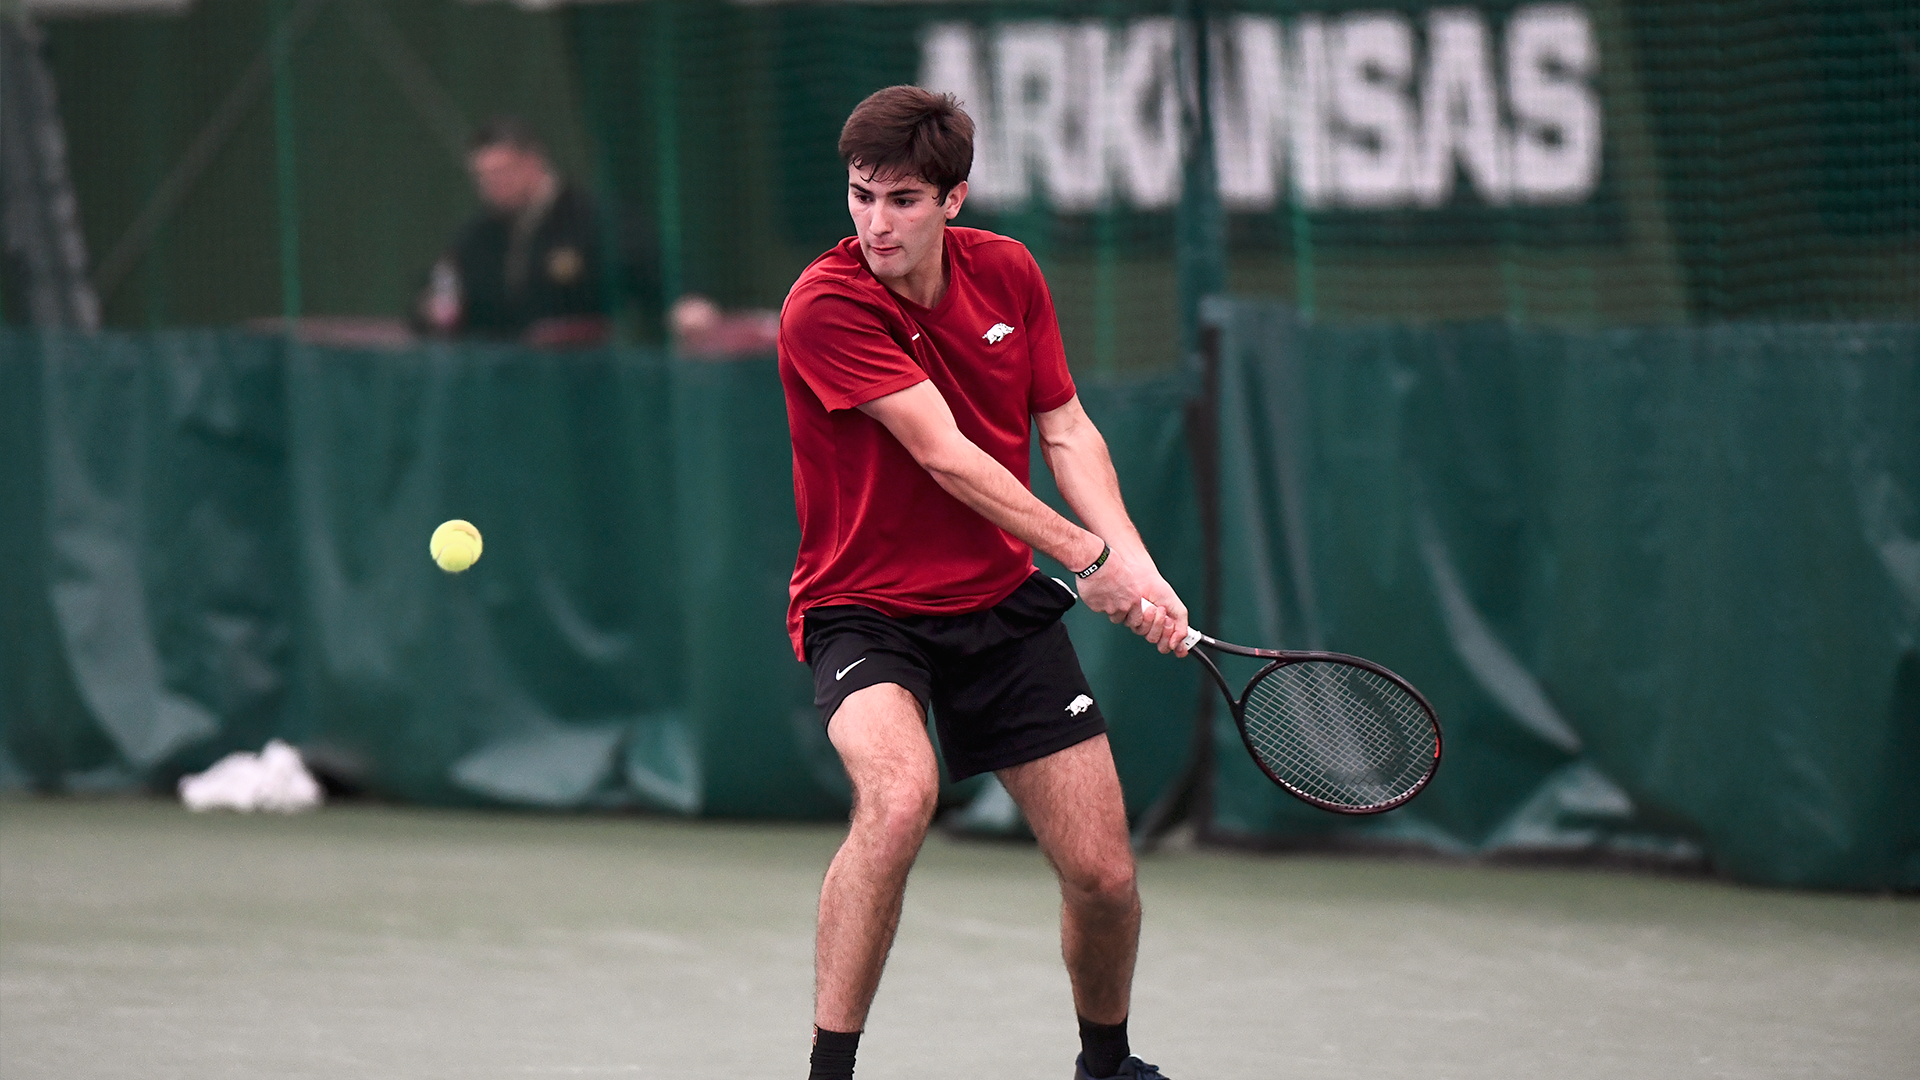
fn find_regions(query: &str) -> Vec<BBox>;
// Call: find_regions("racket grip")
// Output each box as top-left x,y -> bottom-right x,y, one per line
1140,598 -> 1205,652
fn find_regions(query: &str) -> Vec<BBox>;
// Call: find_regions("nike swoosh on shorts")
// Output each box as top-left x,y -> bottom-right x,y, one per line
835,658 -> 867,681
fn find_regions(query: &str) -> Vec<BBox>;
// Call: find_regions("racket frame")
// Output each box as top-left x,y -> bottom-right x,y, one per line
1182,630 -> 1443,815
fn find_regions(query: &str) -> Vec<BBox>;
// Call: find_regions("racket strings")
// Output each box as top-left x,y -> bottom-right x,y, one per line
1240,661 -> 1437,809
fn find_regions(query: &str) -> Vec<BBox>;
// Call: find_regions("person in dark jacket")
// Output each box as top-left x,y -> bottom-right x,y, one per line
418,117 -> 635,346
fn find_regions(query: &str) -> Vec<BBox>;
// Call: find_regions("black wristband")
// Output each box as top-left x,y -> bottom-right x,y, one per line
1075,542 -> 1111,579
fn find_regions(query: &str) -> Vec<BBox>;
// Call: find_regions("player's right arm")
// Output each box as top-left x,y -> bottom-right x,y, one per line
858,381 -> 1104,572
858,381 -> 1188,654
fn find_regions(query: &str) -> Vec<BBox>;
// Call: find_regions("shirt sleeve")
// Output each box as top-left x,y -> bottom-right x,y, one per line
780,288 -> 929,412
1019,249 -> 1077,414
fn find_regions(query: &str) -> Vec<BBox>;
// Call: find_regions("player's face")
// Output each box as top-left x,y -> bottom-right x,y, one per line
847,166 -> 966,288
469,146 -> 550,214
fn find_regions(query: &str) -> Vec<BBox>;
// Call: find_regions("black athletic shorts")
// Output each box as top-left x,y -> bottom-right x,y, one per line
802,571 -> 1107,782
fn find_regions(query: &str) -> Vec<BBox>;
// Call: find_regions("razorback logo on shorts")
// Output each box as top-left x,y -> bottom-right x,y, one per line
1065,694 -> 1094,716
982,322 -> 1015,344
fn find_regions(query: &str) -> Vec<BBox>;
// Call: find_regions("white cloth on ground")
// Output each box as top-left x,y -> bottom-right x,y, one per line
178,739 -> 324,813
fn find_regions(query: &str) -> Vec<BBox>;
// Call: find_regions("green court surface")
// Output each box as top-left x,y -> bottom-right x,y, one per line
2,800 -> 1914,1080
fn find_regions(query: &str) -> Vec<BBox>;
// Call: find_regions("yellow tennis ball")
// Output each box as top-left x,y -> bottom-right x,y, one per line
430,519 -> 483,573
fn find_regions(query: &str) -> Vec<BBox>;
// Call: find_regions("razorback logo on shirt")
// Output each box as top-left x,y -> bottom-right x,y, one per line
982,322 -> 1016,344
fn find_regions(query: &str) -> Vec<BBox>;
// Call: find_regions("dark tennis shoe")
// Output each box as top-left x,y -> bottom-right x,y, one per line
1074,1054 -> 1172,1080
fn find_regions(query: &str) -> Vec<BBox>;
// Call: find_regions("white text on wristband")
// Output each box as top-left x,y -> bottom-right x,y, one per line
1075,542 -> 1111,579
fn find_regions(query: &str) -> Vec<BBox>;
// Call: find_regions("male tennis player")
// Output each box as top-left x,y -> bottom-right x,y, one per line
778,85 -> 1191,1080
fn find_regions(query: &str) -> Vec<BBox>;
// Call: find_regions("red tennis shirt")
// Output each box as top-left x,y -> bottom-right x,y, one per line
778,226 -> 1078,658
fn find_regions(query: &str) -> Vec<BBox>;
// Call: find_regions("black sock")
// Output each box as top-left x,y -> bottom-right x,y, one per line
1078,1015 -> 1130,1078
808,1026 -> 861,1080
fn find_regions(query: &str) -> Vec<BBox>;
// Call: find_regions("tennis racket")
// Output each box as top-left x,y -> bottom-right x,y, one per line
1172,620 -> 1442,815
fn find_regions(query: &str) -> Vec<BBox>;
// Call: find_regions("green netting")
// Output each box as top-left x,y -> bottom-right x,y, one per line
24,0 -> 1916,357
1201,299 -> 1920,890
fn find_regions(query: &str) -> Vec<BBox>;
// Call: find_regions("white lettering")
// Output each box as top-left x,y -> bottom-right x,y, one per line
921,24 -> 1020,205
1060,24 -> 1114,209
1507,3 -> 1601,203
1330,12 -> 1416,208
995,24 -> 1114,211
1412,8 -> 1510,206
1210,15 -> 1288,210
1110,18 -> 1183,209
1289,15 -> 1336,210
920,5 -> 1602,214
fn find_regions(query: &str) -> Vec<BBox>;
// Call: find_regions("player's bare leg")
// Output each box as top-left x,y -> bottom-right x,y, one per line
815,683 -> 941,1032
998,734 -> 1140,1024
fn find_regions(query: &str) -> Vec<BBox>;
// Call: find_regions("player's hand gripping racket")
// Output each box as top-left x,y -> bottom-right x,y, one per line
1152,605 -> 1442,814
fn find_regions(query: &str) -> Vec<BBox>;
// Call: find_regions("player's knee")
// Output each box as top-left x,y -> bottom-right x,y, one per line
883,782 -> 938,841
1064,857 -> 1138,914
852,775 -> 937,851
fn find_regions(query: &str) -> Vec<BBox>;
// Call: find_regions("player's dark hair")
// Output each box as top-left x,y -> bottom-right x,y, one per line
469,116 -> 548,159
838,86 -> 974,202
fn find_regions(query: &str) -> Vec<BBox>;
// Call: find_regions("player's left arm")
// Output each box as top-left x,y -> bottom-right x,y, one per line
1035,394 -> 1191,655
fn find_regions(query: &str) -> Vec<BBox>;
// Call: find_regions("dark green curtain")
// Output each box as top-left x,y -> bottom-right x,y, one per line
0,330 -> 1198,819
1203,301 -> 1920,890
